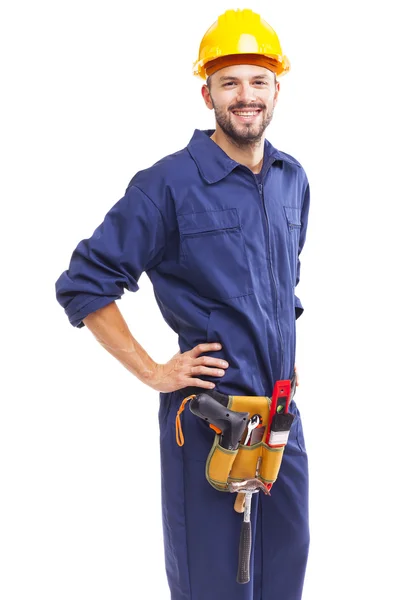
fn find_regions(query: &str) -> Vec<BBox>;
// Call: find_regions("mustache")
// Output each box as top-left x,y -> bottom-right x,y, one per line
230,104 -> 265,111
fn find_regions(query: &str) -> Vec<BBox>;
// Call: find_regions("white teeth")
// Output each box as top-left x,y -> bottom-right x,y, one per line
233,111 -> 260,116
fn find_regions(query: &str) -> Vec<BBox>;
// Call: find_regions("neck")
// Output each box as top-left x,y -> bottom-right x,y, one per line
210,125 -> 264,174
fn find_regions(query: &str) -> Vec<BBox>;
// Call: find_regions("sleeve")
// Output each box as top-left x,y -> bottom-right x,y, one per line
55,185 -> 166,328
295,180 -> 310,320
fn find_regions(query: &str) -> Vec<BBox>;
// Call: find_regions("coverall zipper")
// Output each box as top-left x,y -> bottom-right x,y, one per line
257,181 -> 285,379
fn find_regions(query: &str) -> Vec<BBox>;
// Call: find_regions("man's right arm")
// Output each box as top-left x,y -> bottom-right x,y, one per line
83,300 -> 228,393
56,184 -> 229,392
55,185 -> 165,329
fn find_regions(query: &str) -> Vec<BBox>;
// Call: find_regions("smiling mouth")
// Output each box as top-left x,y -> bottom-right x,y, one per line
231,109 -> 262,121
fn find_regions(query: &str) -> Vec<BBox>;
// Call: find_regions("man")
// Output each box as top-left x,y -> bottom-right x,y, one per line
55,8 -> 310,600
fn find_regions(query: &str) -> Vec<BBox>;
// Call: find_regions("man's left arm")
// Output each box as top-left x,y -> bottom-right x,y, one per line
294,179 -> 310,386
294,179 -> 310,320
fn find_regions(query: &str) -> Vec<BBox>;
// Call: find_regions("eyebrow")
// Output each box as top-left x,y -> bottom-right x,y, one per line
219,74 -> 270,82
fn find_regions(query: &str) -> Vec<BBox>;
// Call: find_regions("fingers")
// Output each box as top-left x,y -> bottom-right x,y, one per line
190,365 -> 226,377
189,342 -> 222,357
204,355 -> 229,368
192,354 -> 229,368
184,378 -> 218,390
188,346 -> 229,378
182,342 -> 229,389
294,364 -> 300,386
150,343 -> 229,393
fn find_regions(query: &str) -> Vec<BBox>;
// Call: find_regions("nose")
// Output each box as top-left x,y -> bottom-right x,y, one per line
236,82 -> 257,105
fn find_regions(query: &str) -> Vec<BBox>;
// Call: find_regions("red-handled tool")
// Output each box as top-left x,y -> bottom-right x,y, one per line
265,379 -> 295,492
265,379 -> 292,446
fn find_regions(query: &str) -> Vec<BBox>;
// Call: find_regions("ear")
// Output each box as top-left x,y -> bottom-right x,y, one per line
273,80 -> 280,107
201,84 -> 214,110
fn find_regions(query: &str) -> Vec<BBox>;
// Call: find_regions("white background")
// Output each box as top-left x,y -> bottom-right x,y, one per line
1,1 -> 411,598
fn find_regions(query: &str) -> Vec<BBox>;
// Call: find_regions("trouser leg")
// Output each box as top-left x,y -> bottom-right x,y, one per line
159,390 -> 260,600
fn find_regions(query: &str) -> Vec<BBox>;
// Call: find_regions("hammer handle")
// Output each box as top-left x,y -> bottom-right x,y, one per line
236,521 -> 251,584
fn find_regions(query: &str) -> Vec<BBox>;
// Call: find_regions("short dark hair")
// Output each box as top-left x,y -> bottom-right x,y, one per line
206,72 -> 277,90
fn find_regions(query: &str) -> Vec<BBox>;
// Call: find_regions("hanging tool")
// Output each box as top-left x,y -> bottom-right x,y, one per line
229,460 -> 268,584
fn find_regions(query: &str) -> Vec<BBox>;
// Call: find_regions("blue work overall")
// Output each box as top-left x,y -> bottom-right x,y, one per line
55,129 -> 311,600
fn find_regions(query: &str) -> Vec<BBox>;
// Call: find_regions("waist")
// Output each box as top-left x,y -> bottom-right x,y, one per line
179,371 -> 297,402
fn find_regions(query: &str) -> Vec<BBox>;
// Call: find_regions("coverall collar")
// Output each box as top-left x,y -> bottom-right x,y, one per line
187,128 -> 284,184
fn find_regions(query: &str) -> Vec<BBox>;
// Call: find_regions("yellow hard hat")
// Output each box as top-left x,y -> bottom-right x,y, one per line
193,9 -> 291,80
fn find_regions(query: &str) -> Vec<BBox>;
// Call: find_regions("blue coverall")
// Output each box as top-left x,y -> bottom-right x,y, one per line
55,128 -> 310,600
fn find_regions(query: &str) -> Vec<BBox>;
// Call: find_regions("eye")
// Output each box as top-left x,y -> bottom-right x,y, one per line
223,82 -> 236,87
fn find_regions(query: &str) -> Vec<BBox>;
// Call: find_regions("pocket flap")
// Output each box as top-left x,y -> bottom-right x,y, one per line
178,208 -> 240,235
283,206 -> 301,227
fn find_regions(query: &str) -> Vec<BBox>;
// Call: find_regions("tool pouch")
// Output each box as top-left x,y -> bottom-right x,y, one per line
175,392 -> 289,493
205,394 -> 284,492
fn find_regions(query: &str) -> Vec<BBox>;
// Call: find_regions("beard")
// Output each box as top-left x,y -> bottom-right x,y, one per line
211,98 -> 274,147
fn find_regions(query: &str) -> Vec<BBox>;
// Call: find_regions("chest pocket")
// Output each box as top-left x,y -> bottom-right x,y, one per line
177,208 -> 253,301
283,206 -> 302,288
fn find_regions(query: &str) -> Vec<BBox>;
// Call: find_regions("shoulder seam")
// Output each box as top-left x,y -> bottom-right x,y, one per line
128,184 -> 167,238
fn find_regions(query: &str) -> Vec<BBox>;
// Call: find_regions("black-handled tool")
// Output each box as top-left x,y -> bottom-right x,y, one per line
236,489 -> 253,583
231,469 -> 267,584
190,393 -> 249,450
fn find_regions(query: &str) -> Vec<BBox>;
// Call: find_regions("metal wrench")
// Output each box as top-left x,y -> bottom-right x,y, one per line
243,414 -> 262,445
